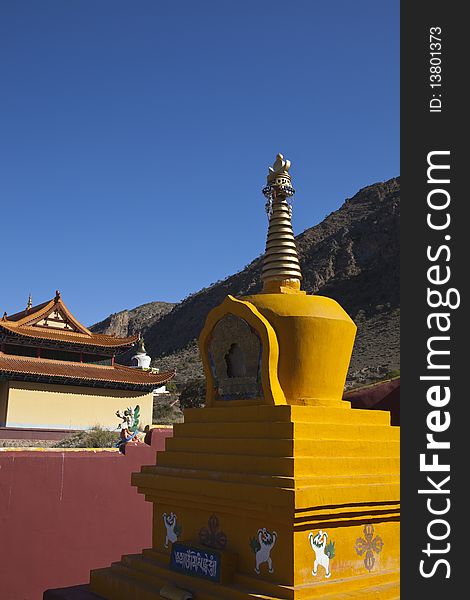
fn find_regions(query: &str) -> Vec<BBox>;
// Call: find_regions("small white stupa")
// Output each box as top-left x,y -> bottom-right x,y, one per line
131,334 -> 151,370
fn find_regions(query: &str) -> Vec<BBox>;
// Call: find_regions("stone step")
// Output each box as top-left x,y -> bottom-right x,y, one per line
140,464 -> 398,490
155,450 -> 400,478
110,556 -> 292,599
134,469 -> 399,511
91,564 -> 167,600
247,569 -> 399,600
183,405 -> 392,427
164,437 -> 399,458
172,421 -> 399,442
92,553 -> 399,600
297,579 -> 399,600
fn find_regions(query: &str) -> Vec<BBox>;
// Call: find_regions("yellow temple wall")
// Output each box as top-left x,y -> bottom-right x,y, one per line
3,381 -> 153,430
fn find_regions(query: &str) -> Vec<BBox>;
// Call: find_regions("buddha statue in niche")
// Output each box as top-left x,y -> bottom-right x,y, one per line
208,313 -> 262,401
225,343 -> 246,378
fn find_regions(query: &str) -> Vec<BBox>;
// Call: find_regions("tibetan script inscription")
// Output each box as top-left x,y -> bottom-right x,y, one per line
170,542 -> 221,582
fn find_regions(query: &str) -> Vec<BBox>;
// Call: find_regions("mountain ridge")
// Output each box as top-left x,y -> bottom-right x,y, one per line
89,301 -> 175,338
92,177 -> 400,387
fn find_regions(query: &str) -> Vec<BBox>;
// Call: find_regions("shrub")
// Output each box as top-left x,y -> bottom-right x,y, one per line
153,393 -> 184,424
178,378 -> 206,409
165,380 -> 178,393
53,426 -> 120,448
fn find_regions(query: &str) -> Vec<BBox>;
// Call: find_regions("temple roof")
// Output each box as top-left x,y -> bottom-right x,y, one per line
0,353 -> 176,390
1,292 -> 138,349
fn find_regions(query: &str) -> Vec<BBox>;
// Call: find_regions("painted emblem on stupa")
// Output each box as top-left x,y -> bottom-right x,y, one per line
355,524 -> 384,571
250,528 -> 277,574
163,512 -> 182,548
308,530 -> 336,578
198,514 -> 227,549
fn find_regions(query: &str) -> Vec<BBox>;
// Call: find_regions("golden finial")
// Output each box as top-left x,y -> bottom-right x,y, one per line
136,333 -> 146,354
26,294 -> 33,311
261,153 -> 302,294
267,153 -> 292,185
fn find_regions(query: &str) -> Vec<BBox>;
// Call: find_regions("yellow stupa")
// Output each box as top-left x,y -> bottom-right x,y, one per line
90,155 -> 399,600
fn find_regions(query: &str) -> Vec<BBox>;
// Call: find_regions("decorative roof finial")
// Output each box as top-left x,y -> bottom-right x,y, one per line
132,333 -> 151,370
26,294 -> 33,311
261,153 -> 302,293
55,290 -> 61,302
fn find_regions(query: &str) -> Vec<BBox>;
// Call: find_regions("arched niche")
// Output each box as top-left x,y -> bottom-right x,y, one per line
199,295 -> 286,407
208,314 -> 262,401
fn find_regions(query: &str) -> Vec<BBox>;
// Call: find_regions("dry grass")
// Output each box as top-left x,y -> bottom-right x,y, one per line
53,426 -> 120,448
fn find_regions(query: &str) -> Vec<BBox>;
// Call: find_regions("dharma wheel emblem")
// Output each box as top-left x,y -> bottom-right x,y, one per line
355,524 -> 384,571
199,514 -> 227,549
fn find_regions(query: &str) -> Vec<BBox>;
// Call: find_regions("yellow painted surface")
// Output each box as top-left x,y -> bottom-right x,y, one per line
200,294 -> 356,408
199,295 -> 286,407
90,290 -> 399,599
3,381 -> 153,430
91,409 -> 399,599
244,293 -> 357,406
0,447 -> 120,452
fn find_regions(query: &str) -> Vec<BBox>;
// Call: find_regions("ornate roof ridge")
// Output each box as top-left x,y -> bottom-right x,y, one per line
0,322 -> 138,347
0,353 -> 114,370
1,293 -> 139,347
6,299 -> 52,322
0,353 -> 175,387
5,292 -> 91,333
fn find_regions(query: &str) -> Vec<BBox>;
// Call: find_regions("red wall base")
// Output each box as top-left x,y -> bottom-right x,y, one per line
0,427 -> 173,600
344,378 -> 400,425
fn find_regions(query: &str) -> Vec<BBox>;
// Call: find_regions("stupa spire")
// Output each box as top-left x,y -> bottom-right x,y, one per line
261,153 -> 302,293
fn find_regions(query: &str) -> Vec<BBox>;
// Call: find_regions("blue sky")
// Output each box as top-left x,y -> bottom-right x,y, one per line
0,1 -> 399,326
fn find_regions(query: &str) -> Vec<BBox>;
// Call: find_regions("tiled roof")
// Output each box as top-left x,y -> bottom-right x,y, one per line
0,322 -> 138,347
6,300 -> 51,322
0,353 -> 175,388
1,293 -> 138,348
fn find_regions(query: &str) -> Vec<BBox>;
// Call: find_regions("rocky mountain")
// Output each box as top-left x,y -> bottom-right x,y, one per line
92,177 -> 400,388
90,301 -> 175,338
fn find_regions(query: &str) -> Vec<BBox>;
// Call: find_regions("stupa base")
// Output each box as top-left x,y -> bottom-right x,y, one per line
90,549 -> 399,600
